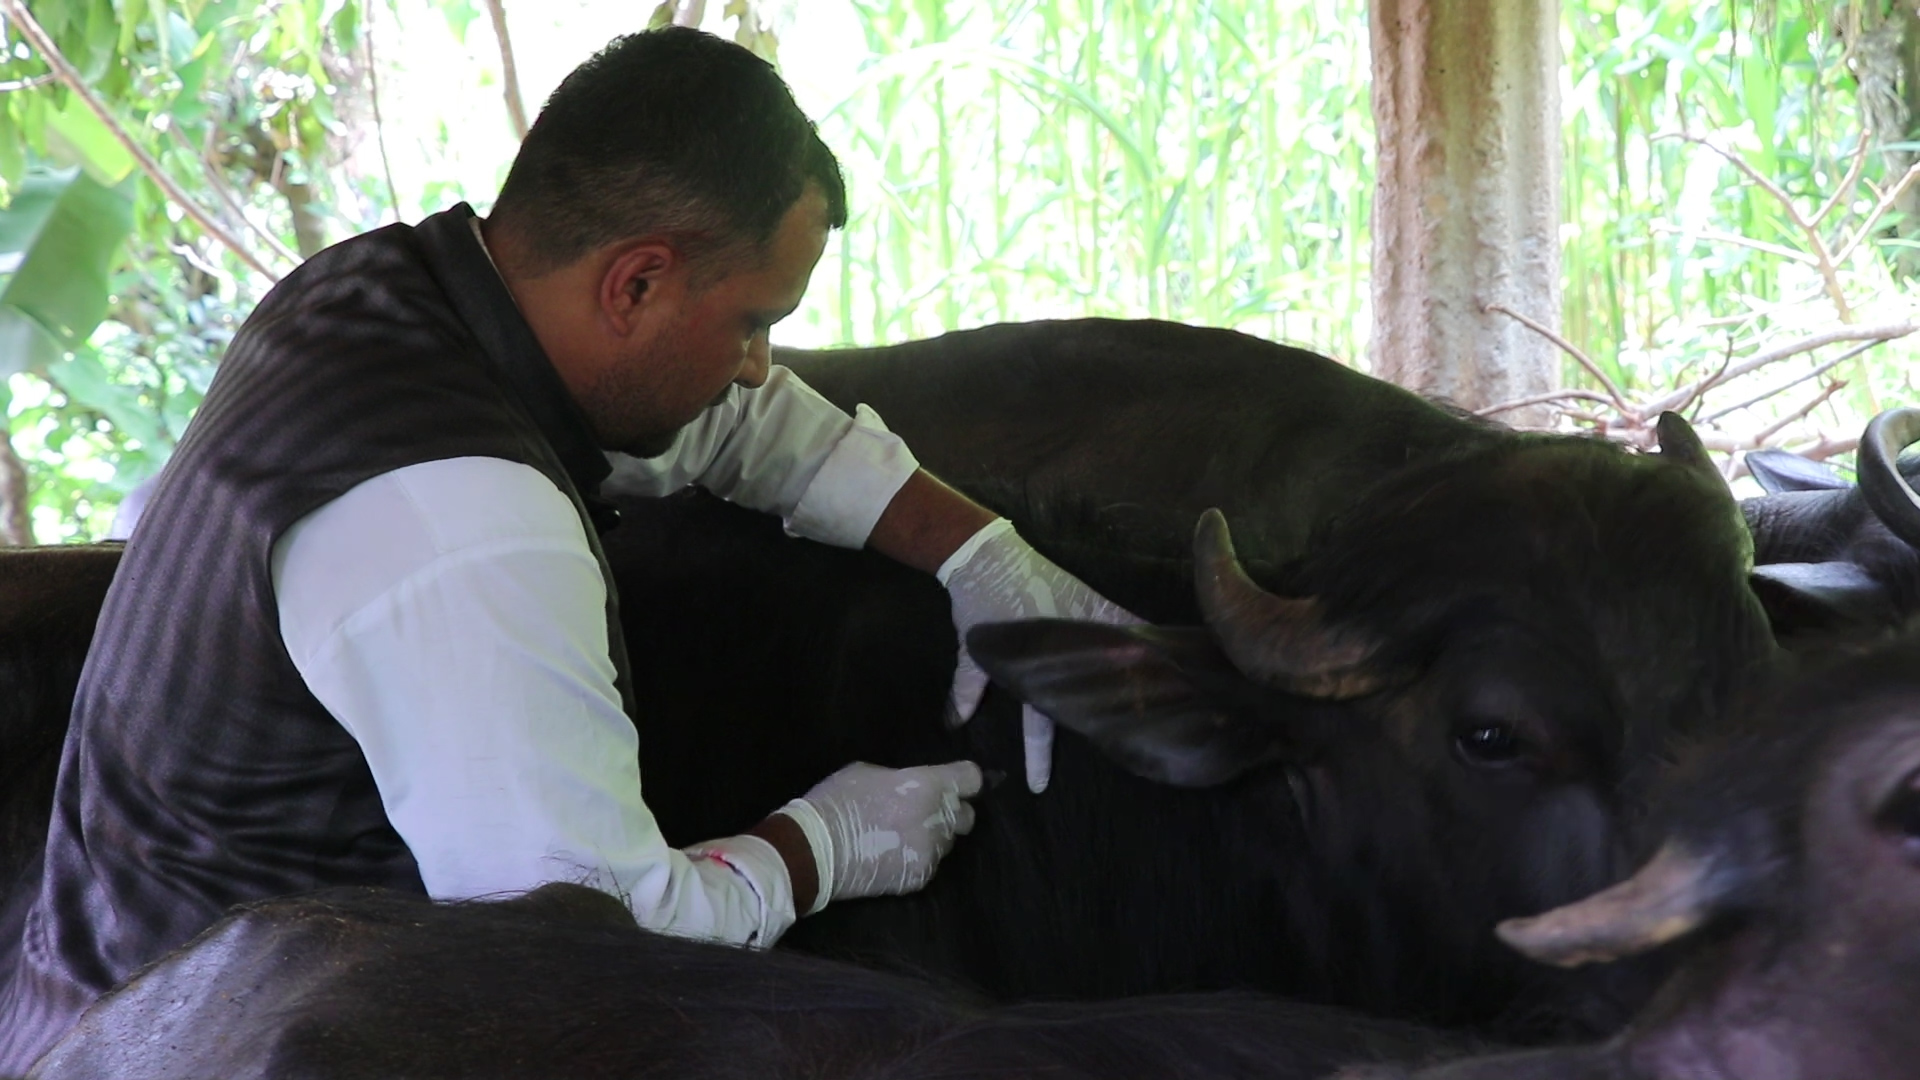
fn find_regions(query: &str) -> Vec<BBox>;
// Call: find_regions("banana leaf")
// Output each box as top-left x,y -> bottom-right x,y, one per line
0,166 -> 135,377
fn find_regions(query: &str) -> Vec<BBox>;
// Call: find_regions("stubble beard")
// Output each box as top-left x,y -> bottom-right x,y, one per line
591,324 -> 689,459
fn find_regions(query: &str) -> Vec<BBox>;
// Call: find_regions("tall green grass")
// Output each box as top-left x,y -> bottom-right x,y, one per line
1560,1 -> 1917,444
791,0 -> 1917,454
790,0 -> 1377,363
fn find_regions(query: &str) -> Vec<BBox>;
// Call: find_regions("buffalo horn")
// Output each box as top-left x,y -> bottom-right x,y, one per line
1655,412 -> 1722,486
1495,841 -> 1719,968
1859,407 -> 1920,551
1192,509 -> 1385,700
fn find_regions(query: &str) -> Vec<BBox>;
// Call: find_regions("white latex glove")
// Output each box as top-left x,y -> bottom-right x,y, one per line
937,518 -> 1144,793
780,760 -> 982,913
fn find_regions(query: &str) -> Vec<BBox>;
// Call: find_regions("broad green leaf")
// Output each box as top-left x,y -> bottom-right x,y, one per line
0,308 -> 64,377
1741,55 -> 1778,162
170,53 -> 211,125
80,0 -> 122,83
34,0 -> 72,38
117,0 -> 149,55
330,0 -> 361,48
163,8 -> 200,66
0,168 -> 134,377
43,98 -> 137,186
45,349 -> 166,448
440,0 -> 478,43
0,106 -> 24,199
14,93 -> 48,160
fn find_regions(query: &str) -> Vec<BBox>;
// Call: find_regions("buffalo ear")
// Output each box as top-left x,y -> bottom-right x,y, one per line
1745,449 -> 1849,494
1749,562 -> 1895,634
965,620 -> 1294,788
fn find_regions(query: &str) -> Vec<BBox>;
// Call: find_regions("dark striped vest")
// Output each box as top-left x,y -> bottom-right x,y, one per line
0,204 -> 631,1070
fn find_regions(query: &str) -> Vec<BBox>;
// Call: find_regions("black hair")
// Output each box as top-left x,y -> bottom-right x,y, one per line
490,27 -> 848,275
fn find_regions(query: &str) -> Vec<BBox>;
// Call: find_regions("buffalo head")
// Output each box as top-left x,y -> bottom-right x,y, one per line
968,414 -> 1779,1035
1742,406 -> 1920,634
1353,632 -> 1920,1080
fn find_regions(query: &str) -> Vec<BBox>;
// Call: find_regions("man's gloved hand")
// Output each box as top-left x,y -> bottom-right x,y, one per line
938,518 -> 1144,793
780,760 -> 982,913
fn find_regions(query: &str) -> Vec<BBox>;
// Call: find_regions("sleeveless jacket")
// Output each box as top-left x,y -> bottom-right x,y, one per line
0,204 -> 631,1070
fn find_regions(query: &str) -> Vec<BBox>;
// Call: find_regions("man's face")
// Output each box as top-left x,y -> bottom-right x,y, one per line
589,188 -> 830,457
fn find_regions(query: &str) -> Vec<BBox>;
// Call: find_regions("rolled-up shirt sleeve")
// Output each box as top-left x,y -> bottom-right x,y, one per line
606,364 -> 919,549
271,456 -> 795,947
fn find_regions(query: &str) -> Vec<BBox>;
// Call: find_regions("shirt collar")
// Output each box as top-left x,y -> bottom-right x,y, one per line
414,203 -> 613,500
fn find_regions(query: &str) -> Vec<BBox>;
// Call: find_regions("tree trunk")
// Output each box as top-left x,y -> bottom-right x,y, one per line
274,170 -> 330,259
240,126 -> 329,258
1891,2 -> 1920,280
1369,0 -> 1561,421
0,424 -> 34,546
482,0 -> 530,140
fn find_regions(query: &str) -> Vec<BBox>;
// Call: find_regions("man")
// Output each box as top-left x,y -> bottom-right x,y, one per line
0,28 -> 1134,1069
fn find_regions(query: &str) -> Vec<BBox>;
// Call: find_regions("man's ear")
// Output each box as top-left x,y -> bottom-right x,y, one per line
599,241 -> 681,334
965,620 -> 1312,788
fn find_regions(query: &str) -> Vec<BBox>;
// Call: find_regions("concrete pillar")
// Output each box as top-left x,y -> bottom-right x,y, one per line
1369,0 -> 1561,420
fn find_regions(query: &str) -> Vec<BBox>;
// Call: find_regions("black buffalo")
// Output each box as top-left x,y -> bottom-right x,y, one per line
4,319 -> 1781,1045
1347,628 -> 1920,1080
1740,407 -> 1920,635
28,883 -> 1473,1080
613,318 -> 1782,1037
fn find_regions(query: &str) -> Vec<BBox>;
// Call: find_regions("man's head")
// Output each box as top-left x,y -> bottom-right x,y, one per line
486,28 -> 848,456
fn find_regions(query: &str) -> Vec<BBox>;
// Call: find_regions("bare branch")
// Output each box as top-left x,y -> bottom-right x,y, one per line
1725,438 -> 1843,491
1656,132 -> 1851,321
1475,389 -> 1619,417
0,72 -> 56,92
1697,338 -> 1883,424
1650,223 -> 1816,264
1695,283 -> 1827,327
0,0 -> 279,281
1781,435 -> 1858,462
1752,380 -> 1846,445
1833,160 -> 1920,267
1484,302 -> 1634,415
1718,435 -> 1854,485
482,0 -> 529,140
1694,430 -> 1805,453
1637,321 -> 1919,416
363,0 -> 402,220
1812,130 -> 1873,229
1672,338 -> 1736,421
180,131 -> 301,268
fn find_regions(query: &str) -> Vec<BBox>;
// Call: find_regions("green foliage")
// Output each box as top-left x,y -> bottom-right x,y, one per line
0,0 -> 365,538
1560,0 -> 1918,443
1,0 -> 1914,540
788,0 -> 1375,361
0,167 -> 134,375
786,0 -> 1914,467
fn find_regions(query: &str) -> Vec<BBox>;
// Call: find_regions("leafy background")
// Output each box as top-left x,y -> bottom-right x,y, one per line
0,0 -> 1913,541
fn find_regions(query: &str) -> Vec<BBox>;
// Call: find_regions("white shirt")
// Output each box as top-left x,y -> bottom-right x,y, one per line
270,366 -> 919,948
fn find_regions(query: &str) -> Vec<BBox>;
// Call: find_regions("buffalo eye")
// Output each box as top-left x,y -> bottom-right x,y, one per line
1454,721 -> 1527,769
1875,777 -> 1920,861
